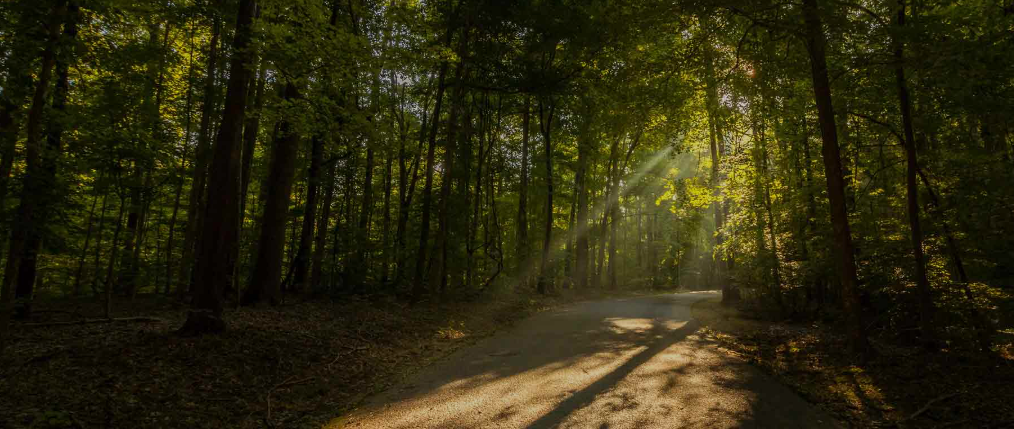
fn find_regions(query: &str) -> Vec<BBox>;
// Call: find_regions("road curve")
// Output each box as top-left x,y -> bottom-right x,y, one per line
335,291 -> 839,429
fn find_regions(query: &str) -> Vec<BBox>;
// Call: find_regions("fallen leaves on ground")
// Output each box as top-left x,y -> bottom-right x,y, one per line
0,288 -> 651,428
692,298 -> 1014,428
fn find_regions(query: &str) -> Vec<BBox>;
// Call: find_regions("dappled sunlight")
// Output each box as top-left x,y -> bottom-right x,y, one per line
338,293 -> 835,429
343,336 -> 650,428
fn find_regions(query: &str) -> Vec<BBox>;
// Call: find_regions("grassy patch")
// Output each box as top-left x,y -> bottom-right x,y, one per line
692,297 -> 1014,428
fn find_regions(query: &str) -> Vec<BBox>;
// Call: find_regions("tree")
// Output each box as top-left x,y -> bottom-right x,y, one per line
179,0 -> 257,335
800,0 -> 866,353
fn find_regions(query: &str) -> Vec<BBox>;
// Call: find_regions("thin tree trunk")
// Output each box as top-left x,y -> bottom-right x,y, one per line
353,145 -> 374,287
91,192 -> 110,297
178,17 -> 221,298
311,158 -> 336,290
412,61 -> 449,299
292,134 -> 323,292
894,0 -> 934,342
73,192 -> 100,297
537,96 -> 555,294
517,95 -> 530,283
106,196 -> 127,319
704,37 -> 729,299
381,149 -> 393,285
166,18 -> 198,295
432,58 -> 465,294
573,116 -> 589,289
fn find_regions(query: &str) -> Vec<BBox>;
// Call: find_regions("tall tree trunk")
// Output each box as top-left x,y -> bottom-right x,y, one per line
178,17 -> 221,298
894,0 -> 934,342
166,19 -> 198,295
432,59 -> 465,294
180,0 -> 256,335
536,96 -> 555,294
311,158 -> 336,290
607,141 -> 620,290
412,62 -> 449,299
704,37 -> 729,300
244,83 -> 300,306
73,192 -> 100,297
517,95 -> 530,282
292,134 -> 322,292
594,186 -> 608,289
573,117 -> 589,289
91,192 -> 110,296
353,145 -> 374,287
1,1 -> 69,343
105,197 -> 127,319
120,165 -> 143,296
235,62 -> 267,293
801,0 -> 867,353
393,75 -> 430,285
0,6 -> 44,274
468,98 -> 486,289
381,149 -> 393,285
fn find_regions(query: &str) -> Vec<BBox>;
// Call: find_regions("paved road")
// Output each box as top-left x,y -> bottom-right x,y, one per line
336,291 -> 839,429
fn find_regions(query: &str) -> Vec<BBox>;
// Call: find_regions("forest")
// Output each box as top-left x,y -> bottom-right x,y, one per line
0,0 -> 1012,427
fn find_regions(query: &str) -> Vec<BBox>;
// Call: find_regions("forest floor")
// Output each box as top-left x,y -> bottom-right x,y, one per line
691,297 -> 1014,428
0,287 -> 657,429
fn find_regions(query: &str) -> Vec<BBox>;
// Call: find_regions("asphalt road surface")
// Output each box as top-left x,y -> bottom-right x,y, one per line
336,291 -> 839,429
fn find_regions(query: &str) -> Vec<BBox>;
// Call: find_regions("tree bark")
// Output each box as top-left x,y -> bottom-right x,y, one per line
292,134 -> 323,292
801,0 -> 867,353
244,83 -> 301,306
180,0 -> 257,335
1,1 -> 69,342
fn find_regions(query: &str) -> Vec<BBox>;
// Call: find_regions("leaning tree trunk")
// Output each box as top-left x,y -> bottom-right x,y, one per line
801,0 -> 867,353
179,0 -> 256,335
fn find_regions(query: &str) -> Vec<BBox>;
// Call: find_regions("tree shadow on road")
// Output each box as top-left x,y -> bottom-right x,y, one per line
339,294 -> 839,429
